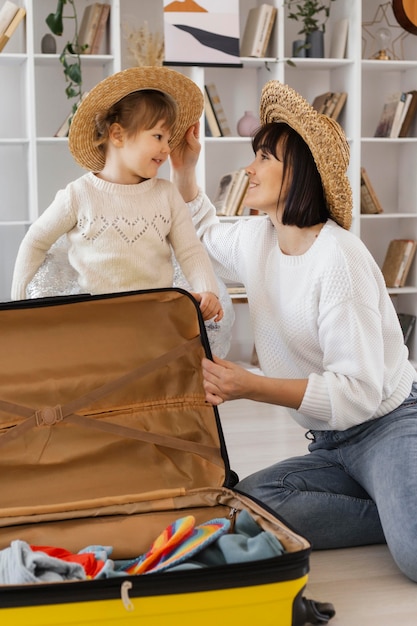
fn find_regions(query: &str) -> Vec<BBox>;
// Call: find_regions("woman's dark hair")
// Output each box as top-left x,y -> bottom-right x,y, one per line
252,122 -> 329,227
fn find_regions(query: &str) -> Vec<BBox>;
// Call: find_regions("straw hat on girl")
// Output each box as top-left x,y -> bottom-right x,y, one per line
68,66 -> 204,173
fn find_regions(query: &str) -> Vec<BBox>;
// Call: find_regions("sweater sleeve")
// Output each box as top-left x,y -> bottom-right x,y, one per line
186,189 -> 248,285
298,265 -> 414,430
167,184 -> 219,295
11,188 -> 77,300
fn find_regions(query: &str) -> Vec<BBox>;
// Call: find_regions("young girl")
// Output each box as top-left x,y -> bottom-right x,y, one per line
170,80 -> 417,583
11,66 -> 223,323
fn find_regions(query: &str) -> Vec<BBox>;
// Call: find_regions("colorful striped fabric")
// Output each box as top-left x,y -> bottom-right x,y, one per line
123,516 -> 230,575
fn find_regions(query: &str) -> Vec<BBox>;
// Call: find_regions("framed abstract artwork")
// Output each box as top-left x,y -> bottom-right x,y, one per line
163,0 -> 241,66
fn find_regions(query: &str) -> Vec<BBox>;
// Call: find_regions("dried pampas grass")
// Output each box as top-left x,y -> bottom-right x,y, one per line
123,21 -> 164,67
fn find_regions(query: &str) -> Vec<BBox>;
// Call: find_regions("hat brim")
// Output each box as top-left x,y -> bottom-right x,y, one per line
68,67 -> 204,172
260,80 -> 352,230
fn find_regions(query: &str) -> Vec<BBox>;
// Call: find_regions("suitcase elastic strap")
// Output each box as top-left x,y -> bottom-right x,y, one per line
0,337 -> 221,465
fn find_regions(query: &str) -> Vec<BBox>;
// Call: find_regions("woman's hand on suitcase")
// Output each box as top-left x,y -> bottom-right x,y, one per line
201,355 -> 253,405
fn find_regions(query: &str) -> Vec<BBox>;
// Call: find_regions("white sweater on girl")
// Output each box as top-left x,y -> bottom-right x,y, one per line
11,173 -> 219,300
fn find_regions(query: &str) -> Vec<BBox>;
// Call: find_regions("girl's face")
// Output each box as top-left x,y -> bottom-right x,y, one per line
244,139 -> 288,217
111,120 -> 171,184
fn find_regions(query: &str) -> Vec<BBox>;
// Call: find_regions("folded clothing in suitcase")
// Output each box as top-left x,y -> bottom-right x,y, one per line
0,288 -> 334,625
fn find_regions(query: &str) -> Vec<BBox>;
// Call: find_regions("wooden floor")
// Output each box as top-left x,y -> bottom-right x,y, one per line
218,397 -> 417,625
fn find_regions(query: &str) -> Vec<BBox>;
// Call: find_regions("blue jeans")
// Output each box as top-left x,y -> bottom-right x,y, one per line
236,381 -> 417,581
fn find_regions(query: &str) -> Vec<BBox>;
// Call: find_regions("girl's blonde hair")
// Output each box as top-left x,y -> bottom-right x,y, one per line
94,89 -> 177,152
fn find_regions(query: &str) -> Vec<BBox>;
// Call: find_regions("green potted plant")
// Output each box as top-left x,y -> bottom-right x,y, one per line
45,0 -> 86,125
285,0 -> 336,58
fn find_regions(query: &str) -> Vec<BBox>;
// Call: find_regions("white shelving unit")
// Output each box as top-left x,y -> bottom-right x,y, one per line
0,0 -> 123,300
1,0 -> 417,361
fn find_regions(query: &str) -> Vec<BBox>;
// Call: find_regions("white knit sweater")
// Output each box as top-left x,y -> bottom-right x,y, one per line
189,191 -> 416,431
11,173 -> 219,300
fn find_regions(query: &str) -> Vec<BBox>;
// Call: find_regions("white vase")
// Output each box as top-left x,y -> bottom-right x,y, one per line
237,111 -> 260,137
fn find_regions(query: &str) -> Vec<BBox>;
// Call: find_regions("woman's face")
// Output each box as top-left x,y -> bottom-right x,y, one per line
244,139 -> 288,216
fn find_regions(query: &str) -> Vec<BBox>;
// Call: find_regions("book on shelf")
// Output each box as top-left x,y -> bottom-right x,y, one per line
204,112 -> 214,138
312,92 -> 332,114
259,5 -> 277,57
54,93 -> 88,137
78,2 -> 103,53
324,92 -> 347,121
228,169 -> 249,216
360,167 -> 383,214
329,18 -> 349,59
54,110 -> 73,138
204,88 -> 222,138
89,3 -> 110,55
398,90 -> 417,138
213,171 -> 236,215
311,92 -> 347,122
389,92 -> 408,138
227,283 -> 247,295
240,3 -> 277,58
381,239 -> 417,288
213,169 -> 248,216
204,83 -> 231,137
397,313 -> 416,346
374,92 -> 404,138
0,4 -> 25,52
0,0 -> 18,35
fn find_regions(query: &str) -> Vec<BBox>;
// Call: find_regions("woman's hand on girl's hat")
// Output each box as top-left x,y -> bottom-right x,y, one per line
170,123 -> 201,202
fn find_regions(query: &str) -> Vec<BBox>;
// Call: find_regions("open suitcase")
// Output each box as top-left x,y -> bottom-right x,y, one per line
0,288 -> 334,625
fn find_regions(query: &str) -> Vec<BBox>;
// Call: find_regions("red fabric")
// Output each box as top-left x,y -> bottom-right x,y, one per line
30,545 -> 105,578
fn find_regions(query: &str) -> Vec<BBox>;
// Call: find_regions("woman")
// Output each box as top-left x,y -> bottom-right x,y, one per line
171,79 -> 417,582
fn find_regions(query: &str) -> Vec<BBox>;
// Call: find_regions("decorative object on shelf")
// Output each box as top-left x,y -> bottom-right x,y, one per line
236,110 -> 260,137
373,26 -> 392,59
41,32 -> 56,53
392,0 -> 417,35
284,0 -> 335,58
123,21 -> 164,66
163,0 -> 240,65
362,2 -> 410,60
45,0 -> 85,125
292,39 -> 306,57
305,28 -> 324,57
